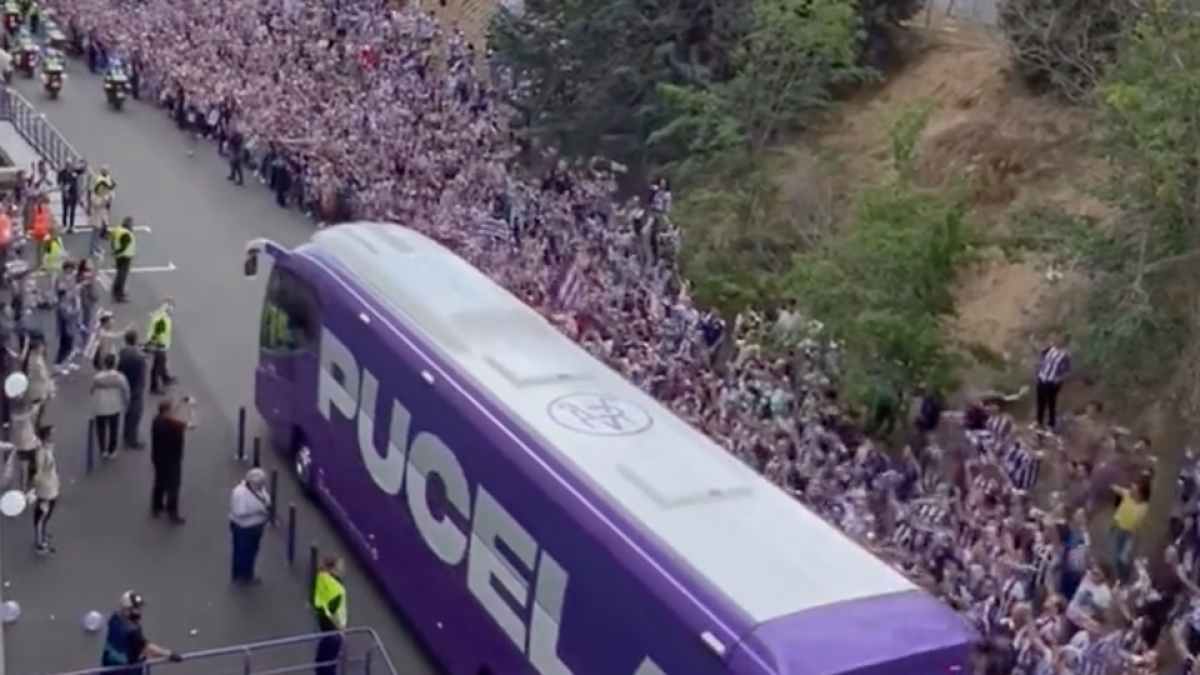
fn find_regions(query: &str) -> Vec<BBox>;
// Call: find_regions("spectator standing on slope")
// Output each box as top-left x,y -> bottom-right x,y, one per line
1034,335 -> 1071,431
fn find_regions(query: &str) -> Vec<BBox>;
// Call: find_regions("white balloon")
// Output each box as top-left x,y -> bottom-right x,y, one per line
3,372 -> 27,399
1,600 -> 20,624
82,610 -> 105,632
0,490 -> 25,517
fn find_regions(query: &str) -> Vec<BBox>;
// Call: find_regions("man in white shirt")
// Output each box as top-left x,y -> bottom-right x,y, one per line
1067,566 -> 1113,629
229,468 -> 271,585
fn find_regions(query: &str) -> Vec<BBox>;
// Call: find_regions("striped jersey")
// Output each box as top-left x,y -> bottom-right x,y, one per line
1038,346 -> 1070,383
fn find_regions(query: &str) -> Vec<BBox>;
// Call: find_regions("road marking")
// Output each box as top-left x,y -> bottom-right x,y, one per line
95,262 -> 178,291
100,263 -> 177,274
69,225 -> 153,233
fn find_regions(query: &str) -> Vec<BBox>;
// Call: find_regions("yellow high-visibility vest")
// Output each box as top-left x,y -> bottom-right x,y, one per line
92,174 -> 115,196
312,571 -> 347,628
264,306 -> 289,348
147,311 -> 172,350
109,225 -> 136,259
43,238 -> 64,272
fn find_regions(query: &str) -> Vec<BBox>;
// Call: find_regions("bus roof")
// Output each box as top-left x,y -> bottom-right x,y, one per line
301,222 -> 922,624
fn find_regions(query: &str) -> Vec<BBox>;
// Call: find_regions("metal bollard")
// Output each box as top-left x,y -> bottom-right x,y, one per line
267,469 -> 279,524
84,417 -> 95,475
286,503 -> 297,566
252,437 -> 262,468
235,406 -> 246,461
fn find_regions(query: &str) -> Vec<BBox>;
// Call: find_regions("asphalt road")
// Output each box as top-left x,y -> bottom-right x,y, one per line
0,68 -> 438,675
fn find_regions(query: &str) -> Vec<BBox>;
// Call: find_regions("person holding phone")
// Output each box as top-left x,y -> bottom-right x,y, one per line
149,395 -> 195,524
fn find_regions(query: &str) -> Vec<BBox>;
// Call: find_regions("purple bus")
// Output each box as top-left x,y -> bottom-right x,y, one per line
242,222 -> 974,675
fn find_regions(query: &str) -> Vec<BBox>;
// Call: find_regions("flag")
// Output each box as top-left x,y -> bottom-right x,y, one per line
555,257 -> 585,310
472,217 -> 511,245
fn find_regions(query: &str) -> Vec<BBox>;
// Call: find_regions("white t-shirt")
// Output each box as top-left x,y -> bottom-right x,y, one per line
1067,574 -> 1112,623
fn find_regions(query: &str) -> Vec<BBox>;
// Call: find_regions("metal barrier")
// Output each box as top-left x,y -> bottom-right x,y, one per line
0,86 -> 86,171
48,627 -> 398,675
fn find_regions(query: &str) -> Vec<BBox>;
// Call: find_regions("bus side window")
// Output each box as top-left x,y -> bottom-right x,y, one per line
260,266 -> 320,352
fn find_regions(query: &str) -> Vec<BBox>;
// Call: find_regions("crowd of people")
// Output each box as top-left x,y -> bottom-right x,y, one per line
20,0 -> 1200,672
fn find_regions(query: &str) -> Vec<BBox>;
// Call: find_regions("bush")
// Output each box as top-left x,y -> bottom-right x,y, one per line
492,0 -> 928,174
998,0 -> 1133,102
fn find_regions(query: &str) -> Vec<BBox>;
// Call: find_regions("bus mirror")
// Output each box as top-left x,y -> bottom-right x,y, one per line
243,251 -> 259,278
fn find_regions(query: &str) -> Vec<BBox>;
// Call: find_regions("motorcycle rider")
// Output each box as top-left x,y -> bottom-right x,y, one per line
22,0 -> 38,35
39,45 -> 63,87
2,0 -> 19,34
13,27 -> 34,72
103,56 -> 127,92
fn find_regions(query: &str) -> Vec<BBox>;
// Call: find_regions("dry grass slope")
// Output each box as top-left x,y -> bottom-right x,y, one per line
799,25 -> 1101,381
428,0 -> 498,46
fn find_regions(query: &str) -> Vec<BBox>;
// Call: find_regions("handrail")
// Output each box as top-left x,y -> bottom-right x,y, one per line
47,627 -> 398,675
0,86 -> 86,170
0,86 -> 90,209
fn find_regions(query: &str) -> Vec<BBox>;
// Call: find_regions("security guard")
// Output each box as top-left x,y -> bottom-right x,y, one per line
41,231 -> 65,309
108,216 -> 136,302
312,556 -> 347,675
146,301 -> 175,395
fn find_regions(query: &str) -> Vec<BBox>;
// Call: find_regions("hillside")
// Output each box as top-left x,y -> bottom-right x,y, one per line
430,0 -> 498,47
806,23 -> 1099,385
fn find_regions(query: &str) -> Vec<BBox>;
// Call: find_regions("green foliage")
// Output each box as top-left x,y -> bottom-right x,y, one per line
1005,6 -> 1200,406
997,0 -> 1131,102
785,108 -> 982,408
650,0 -> 871,180
676,165 -> 821,312
491,0 -> 921,175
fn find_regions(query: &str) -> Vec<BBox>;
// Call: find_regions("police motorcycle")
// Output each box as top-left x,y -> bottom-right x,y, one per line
39,47 -> 63,99
103,59 -> 129,111
42,14 -> 67,52
2,0 -> 19,36
12,31 -> 35,78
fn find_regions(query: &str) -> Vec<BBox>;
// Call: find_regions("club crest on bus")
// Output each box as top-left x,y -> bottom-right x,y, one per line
547,393 -> 653,436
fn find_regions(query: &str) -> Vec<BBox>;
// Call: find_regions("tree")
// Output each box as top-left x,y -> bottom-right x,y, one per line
650,0 -> 870,180
677,164 -> 832,314
997,0 -> 1134,102
783,107 -> 982,413
489,0 -> 753,172
491,0 -> 925,174
1008,2 -> 1200,571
